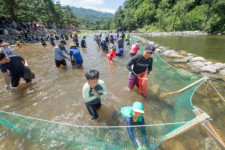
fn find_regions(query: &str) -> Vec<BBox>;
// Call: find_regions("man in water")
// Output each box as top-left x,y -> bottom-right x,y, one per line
130,42 -> 140,56
0,52 -> 33,90
81,36 -> 87,48
117,35 -> 124,49
53,40 -> 70,68
1,42 -> 16,56
40,35 -> 47,47
82,70 -> 107,120
100,39 -> 108,52
126,45 -> 155,91
69,43 -> 83,69
121,102 -> 147,150
49,35 -> 55,46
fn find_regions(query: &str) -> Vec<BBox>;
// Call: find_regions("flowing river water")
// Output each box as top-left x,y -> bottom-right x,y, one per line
0,34 -> 224,150
143,35 -> 225,63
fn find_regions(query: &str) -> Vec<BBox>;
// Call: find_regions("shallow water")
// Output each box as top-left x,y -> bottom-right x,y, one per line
143,35 -> 225,63
0,35 -> 224,149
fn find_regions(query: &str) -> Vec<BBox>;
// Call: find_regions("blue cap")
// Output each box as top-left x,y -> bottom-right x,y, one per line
60,40 -> 67,45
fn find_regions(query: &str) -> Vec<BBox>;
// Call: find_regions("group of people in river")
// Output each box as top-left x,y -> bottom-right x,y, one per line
0,30 -> 155,149
85,32 -> 155,149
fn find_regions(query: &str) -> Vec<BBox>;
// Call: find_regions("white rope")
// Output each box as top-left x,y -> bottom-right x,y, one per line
209,81 -> 225,102
0,110 -> 203,128
201,121 -> 225,148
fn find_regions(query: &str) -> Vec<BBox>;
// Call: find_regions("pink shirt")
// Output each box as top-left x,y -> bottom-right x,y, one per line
130,44 -> 140,54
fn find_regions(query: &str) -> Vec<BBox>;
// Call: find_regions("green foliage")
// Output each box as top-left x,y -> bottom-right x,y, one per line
69,6 -> 113,30
112,0 -> 225,33
0,0 -> 79,27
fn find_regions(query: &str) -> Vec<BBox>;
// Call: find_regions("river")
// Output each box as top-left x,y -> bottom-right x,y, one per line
0,34 -> 224,150
143,35 -> 225,63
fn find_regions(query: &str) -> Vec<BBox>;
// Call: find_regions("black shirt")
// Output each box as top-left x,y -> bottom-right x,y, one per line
0,55 -> 25,77
126,54 -> 153,77
81,39 -> 86,47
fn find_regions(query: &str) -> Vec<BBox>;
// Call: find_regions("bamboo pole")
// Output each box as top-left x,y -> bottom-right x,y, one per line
160,109 -> 210,142
160,77 -> 208,98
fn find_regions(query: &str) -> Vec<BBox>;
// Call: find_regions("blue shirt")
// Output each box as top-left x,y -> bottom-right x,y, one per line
0,55 -> 25,77
116,48 -> 124,55
69,48 -> 83,64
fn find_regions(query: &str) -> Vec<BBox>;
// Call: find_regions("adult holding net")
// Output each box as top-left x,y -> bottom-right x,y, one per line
126,45 -> 155,97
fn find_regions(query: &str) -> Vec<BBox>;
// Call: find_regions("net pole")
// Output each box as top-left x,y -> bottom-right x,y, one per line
202,121 -> 225,148
160,76 -> 208,97
209,81 -> 225,102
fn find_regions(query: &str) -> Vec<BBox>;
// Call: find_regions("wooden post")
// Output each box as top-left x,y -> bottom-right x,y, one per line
160,109 -> 210,141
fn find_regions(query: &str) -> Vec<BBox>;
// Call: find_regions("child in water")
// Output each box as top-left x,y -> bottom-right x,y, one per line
108,45 -> 116,62
16,41 -> 22,48
82,70 -> 107,120
121,102 -> 147,150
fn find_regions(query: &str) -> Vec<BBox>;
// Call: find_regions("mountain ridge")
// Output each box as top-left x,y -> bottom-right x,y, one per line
70,6 -> 113,21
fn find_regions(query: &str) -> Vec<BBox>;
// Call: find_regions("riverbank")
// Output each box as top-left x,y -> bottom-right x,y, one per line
131,33 -> 225,82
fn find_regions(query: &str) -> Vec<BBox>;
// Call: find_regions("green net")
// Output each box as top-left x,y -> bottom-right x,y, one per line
0,36 -> 211,150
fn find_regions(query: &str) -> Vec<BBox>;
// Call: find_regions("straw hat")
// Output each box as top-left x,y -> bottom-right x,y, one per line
1,42 -> 8,47
70,43 -> 76,48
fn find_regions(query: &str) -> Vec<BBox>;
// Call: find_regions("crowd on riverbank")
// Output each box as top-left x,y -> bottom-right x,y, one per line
0,16 -> 81,47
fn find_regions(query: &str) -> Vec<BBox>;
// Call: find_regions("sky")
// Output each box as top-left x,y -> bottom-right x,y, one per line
59,0 -> 125,14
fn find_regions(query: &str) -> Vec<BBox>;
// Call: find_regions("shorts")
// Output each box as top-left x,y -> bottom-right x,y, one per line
130,53 -> 136,56
50,42 -> 55,46
86,99 -> 101,120
10,75 -> 31,87
55,59 -> 66,67
11,75 -> 21,87
41,42 -> 46,46
128,73 -> 139,89
76,62 -> 83,69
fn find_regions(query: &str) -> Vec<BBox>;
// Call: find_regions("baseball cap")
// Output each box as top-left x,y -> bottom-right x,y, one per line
60,40 -> 67,45
145,44 -> 155,53
133,102 -> 144,113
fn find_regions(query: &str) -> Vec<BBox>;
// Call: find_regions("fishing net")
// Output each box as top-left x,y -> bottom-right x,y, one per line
0,36 -> 221,150
138,71 -> 148,97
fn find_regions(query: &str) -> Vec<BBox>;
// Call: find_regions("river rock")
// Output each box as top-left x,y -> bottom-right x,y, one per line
163,140 -> 185,150
214,63 -> 225,70
211,97 -> 221,103
162,50 -> 173,57
190,57 -> 206,62
187,53 -> 193,56
174,56 -> 194,63
203,61 -> 213,66
183,137 -> 200,150
200,137 -> 221,150
155,48 -> 162,53
151,84 -> 160,95
161,110 -> 168,121
219,70 -> 225,76
187,61 -> 205,69
201,65 -> 217,74
167,52 -> 184,58
159,46 -> 167,50
179,50 -> 187,55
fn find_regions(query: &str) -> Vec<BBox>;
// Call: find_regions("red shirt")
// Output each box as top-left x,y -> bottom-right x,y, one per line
108,50 -> 116,61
